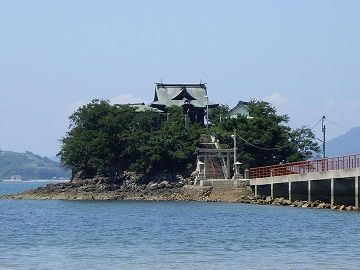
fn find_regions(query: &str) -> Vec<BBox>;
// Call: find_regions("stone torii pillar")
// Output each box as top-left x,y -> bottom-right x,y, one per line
197,160 -> 205,177
226,152 -> 231,179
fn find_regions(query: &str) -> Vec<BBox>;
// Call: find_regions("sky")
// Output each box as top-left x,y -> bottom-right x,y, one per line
0,0 -> 359,157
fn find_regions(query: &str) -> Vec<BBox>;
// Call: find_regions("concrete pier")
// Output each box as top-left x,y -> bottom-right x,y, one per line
273,183 -> 288,199
257,184 -> 271,197
356,176 -> 359,208
200,179 -> 249,189
284,181 -> 308,201
251,168 -> 360,207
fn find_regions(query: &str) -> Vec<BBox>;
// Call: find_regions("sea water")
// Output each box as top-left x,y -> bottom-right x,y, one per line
1,181 -> 360,270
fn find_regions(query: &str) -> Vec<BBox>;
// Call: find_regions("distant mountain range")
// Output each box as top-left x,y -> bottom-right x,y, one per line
0,150 -> 71,180
326,127 -> 360,157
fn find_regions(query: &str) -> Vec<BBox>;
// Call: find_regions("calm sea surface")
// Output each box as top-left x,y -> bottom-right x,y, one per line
1,181 -> 360,270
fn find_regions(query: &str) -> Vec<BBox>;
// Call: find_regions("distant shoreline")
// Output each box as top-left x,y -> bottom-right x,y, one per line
1,179 -> 70,182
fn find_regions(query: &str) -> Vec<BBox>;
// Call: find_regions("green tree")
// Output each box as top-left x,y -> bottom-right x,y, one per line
59,101 -> 203,179
58,100 -> 164,178
132,106 -> 203,176
288,126 -> 321,161
208,104 -> 229,126
211,100 -> 320,168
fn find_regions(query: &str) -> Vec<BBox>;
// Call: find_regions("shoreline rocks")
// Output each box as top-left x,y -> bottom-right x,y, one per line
1,179 -> 359,212
235,196 -> 359,212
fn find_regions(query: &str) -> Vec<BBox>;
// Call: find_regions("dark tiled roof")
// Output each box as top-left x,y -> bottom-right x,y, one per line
151,83 -> 218,109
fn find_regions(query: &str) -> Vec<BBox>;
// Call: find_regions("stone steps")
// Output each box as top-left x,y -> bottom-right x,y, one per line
198,134 -> 226,180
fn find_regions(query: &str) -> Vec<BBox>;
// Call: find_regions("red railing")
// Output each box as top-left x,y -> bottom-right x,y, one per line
250,154 -> 360,179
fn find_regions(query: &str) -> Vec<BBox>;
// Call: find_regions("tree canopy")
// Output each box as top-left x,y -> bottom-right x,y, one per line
58,100 -> 203,179
58,99 -> 320,179
210,100 -> 320,168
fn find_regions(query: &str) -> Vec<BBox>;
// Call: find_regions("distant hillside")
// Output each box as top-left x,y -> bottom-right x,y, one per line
326,127 -> 360,157
49,155 -> 60,162
0,150 -> 71,180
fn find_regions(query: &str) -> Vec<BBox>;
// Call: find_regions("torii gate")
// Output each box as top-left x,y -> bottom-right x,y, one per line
196,148 -> 235,179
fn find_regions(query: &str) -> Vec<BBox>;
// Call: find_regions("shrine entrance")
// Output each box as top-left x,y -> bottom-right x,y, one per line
196,148 -> 234,180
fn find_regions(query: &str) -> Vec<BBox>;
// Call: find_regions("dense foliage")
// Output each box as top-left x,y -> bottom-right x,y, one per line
210,100 -> 320,169
59,99 -> 320,179
58,100 -> 203,178
208,104 -> 230,126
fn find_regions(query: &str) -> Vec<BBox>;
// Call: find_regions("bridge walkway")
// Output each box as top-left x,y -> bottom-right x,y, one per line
250,154 -> 360,207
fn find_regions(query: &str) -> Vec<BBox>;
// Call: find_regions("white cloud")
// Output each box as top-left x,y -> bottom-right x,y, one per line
54,94 -> 145,130
251,93 -> 359,140
263,92 -> 288,106
63,99 -> 88,117
286,98 -> 360,140
324,99 -> 360,111
110,94 -> 143,105
323,98 -> 360,131
54,99 -> 88,129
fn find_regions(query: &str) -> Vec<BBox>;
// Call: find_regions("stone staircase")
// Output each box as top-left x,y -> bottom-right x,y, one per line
199,135 -> 225,180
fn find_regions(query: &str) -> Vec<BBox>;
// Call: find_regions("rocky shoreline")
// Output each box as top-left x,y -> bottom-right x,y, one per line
236,196 -> 359,211
0,178 -> 252,202
1,177 -> 359,212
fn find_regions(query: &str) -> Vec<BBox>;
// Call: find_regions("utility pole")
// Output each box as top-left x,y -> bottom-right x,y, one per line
184,109 -> 190,129
231,130 -> 237,164
205,95 -> 209,129
322,115 -> 326,159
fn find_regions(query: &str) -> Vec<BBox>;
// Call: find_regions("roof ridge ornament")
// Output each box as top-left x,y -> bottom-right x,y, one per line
171,87 -> 196,101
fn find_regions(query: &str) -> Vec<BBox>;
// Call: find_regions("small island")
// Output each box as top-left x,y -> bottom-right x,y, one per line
3,83 -> 325,206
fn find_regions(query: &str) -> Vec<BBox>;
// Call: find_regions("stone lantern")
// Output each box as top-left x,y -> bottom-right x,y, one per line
234,161 -> 242,179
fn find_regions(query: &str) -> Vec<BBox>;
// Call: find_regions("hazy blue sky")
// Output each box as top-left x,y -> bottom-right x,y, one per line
0,0 -> 359,157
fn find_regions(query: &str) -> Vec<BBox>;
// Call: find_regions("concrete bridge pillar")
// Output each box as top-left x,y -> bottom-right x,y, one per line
308,180 -> 311,202
288,181 -> 292,201
271,183 -> 274,199
254,185 -> 258,197
356,176 -> 359,208
331,178 -> 335,205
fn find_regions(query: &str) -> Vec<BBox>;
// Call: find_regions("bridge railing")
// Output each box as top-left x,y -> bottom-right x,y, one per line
250,154 -> 360,179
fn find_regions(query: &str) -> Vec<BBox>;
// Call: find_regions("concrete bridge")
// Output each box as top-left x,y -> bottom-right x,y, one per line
250,154 -> 360,207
